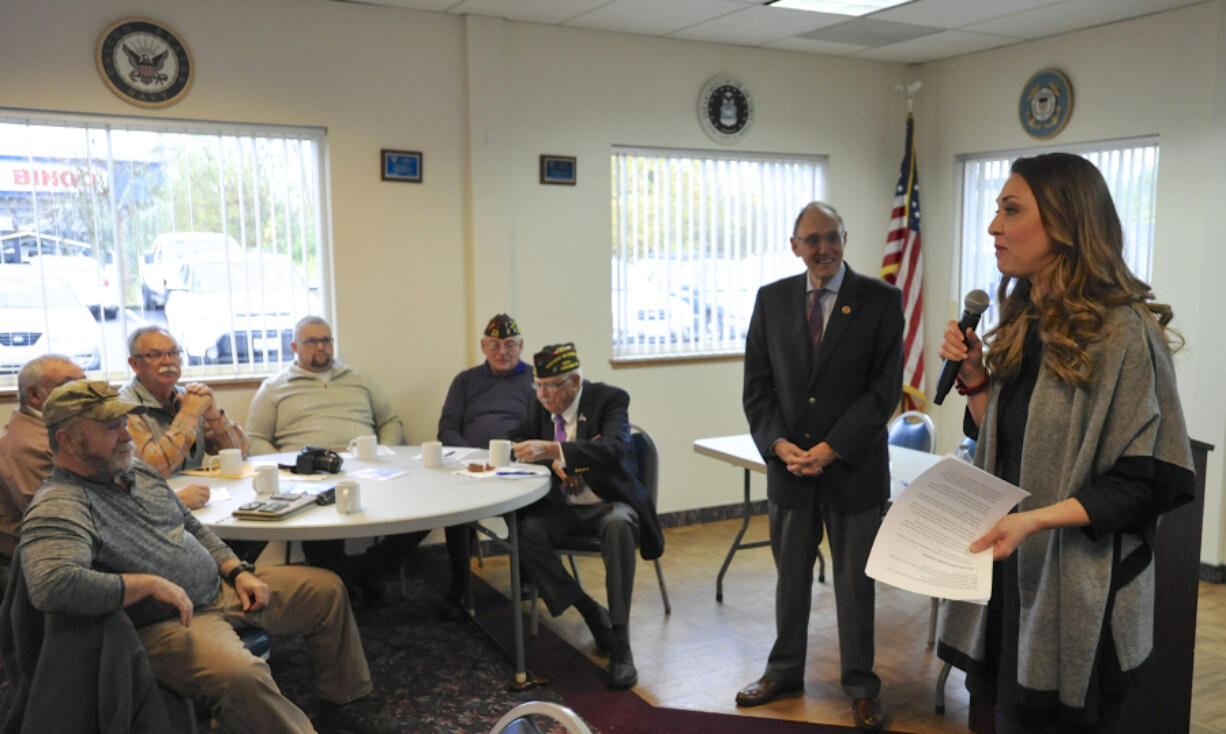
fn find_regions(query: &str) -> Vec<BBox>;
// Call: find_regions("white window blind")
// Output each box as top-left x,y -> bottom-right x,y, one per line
958,138 -> 1158,332
0,111 -> 327,386
611,146 -> 825,360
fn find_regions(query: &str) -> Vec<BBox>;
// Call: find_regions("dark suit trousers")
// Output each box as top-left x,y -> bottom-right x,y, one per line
519,502 -> 640,627
765,494 -> 883,699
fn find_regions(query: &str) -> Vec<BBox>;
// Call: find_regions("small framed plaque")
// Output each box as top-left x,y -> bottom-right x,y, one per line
381,149 -> 422,183
540,155 -> 577,186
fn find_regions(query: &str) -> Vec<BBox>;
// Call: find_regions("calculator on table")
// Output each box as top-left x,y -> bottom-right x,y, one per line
231,491 -> 318,521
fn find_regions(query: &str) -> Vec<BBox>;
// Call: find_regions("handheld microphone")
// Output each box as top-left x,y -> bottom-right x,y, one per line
933,289 -> 991,405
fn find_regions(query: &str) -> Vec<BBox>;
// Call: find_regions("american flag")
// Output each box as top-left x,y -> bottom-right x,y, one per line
881,113 -> 925,411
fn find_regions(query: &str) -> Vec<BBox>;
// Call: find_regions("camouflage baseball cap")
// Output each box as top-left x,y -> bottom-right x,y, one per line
42,380 -> 146,427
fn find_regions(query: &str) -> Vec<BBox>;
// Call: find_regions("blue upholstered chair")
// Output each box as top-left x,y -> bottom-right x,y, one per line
887,410 -> 937,453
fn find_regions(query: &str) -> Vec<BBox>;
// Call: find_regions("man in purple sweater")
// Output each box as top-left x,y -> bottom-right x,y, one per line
436,313 -> 534,608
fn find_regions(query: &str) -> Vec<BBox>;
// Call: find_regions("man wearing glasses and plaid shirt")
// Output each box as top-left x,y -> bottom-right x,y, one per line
118,326 -> 249,509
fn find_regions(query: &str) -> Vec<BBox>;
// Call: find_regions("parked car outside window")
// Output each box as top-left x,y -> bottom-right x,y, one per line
164,253 -> 319,365
141,232 -> 245,310
0,266 -> 101,372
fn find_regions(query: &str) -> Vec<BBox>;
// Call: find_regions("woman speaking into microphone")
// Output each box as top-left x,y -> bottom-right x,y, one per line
936,152 -> 1194,734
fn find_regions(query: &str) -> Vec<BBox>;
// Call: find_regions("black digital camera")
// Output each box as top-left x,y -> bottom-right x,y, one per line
294,445 -> 344,474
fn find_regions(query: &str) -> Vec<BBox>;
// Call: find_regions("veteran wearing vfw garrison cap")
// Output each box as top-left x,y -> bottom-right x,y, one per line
19,380 -> 391,733
508,342 -> 664,690
435,313 -> 535,609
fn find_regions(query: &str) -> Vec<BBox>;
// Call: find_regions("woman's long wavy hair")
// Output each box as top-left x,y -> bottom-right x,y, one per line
983,152 -> 1178,385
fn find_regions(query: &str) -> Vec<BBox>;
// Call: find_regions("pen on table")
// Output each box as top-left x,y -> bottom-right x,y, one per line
443,450 -> 455,457
496,471 -> 536,476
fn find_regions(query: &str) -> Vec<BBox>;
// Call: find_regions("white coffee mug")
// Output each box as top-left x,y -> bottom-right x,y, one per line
421,441 -> 443,468
204,448 -> 243,478
252,464 -> 279,496
348,434 -> 377,461
489,439 -> 512,468
336,479 -> 361,514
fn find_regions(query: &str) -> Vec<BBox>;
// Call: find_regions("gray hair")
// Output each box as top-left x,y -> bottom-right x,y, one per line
294,315 -> 331,341
793,201 -> 845,236
127,325 -> 173,357
17,354 -> 74,409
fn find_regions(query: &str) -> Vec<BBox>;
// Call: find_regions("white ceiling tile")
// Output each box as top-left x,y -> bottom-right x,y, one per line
448,0 -> 607,24
963,0 -> 1202,39
763,36 -> 868,55
869,0 -> 1065,29
335,0 -> 1207,63
669,5 -> 847,45
800,17 -> 940,46
564,0 -> 749,35
849,28 -> 1020,62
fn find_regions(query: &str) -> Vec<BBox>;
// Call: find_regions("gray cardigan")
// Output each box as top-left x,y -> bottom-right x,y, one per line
938,304 -> 1194,712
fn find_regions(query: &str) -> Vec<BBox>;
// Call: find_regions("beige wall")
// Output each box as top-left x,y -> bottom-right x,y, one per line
917,0 -> 1226,565
4,0 -> 1226,564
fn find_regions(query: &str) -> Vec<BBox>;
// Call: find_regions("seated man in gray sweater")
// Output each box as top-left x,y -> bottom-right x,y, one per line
20,380 -> 391,733
246,316 -> 424,602
436,313 -> 534,609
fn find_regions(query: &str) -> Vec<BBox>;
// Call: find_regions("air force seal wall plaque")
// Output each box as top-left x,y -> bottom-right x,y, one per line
698,75 -> 753,145
96,17 -> 194,108
1019,69 -> 1073,139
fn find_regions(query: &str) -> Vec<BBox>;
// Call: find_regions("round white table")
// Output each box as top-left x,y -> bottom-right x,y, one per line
173,445 -> 550,687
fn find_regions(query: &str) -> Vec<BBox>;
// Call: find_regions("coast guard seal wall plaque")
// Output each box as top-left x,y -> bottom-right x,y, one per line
1019,69 -> 1073,139
698,75 -> 753,145
97,17 -> 194,108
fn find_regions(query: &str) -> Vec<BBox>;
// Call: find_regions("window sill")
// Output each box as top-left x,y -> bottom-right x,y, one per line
610,353 -> 743,368
0,374 -> 267,404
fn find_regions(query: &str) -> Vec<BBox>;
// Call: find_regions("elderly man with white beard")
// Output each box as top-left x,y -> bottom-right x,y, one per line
117,326 -> 250,509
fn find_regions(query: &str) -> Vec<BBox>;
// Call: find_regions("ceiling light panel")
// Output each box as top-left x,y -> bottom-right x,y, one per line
769,0 -> 910,16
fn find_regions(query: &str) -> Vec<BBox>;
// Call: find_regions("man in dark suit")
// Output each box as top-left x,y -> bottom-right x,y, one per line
735,202 -> 903,733
510,342 -> 664,690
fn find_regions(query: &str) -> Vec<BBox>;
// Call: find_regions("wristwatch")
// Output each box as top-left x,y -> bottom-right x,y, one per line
225,560 -> 255,586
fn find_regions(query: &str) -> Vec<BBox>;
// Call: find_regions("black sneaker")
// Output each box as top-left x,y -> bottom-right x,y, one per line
315,700 -> 398,734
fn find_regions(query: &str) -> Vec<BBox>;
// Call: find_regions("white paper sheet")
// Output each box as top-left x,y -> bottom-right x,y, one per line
865,456 -> 1029,603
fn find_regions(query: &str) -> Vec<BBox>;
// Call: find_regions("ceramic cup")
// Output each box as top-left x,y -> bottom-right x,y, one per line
488,439 -> 512,468
421,441 -> 443,468
252,464 -> 279,496
204,448 -> 243,478
336,479 -> 361,514
348,434 -> 377,461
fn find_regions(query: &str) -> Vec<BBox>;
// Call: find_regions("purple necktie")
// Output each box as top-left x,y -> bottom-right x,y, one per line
554,414 -> 566,443
807,289 -> 825,353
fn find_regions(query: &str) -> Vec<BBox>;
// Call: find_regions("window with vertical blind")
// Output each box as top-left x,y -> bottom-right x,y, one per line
611,146 -> 826,361
0,110 -> 327,387
958,138 -> 1159,331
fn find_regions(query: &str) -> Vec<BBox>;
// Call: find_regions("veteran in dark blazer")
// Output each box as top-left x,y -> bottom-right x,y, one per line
735,202 -> 904,733
509,342 -> 663,691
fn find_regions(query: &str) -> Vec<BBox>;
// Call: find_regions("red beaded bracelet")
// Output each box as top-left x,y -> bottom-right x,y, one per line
955,373 -> 990,396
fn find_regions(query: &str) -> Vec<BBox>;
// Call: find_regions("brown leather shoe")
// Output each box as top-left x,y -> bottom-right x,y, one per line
735,677 -> 803,707
852,696 -> 885,732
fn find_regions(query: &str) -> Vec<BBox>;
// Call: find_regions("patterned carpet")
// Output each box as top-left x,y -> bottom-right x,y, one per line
268,561 -> 880,734
268,567 -> 570,733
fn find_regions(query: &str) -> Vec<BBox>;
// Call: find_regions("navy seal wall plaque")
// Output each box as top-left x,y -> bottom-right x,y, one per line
96,17 -> 194,108
1019,69 -> 1073,139
698,75 -> 753,145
